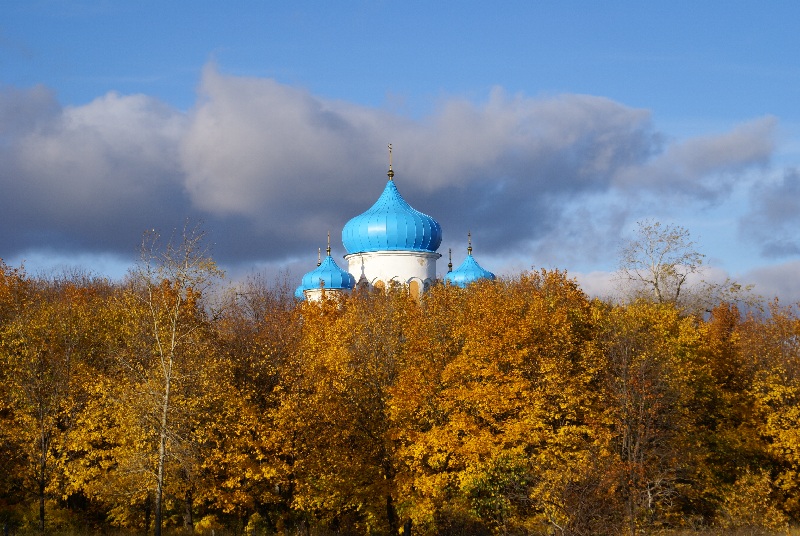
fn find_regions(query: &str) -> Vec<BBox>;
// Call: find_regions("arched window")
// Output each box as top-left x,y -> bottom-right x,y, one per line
408,279 -> 421,298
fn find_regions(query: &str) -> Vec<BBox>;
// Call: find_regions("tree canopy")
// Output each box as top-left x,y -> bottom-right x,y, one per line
0,249 -> 797,535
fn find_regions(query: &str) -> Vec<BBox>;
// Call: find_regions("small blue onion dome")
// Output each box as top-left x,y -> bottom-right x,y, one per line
294,285 -> 306,300
445,236 -> 495,288
342,170 -> 442,255
296,244 -> 356,300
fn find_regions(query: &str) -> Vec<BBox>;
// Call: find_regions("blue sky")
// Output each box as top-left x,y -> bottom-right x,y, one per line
2,1 -> 800,300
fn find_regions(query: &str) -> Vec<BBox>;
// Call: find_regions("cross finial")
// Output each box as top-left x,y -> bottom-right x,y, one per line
317,247 -> 321,267
387,143 -> 394,180
326,232 -> 331,257
448,248 -> 453,273
467,231 -> 473,255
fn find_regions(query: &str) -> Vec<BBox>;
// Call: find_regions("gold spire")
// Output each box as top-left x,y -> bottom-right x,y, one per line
448,248 -> 453,273
317,247 -> 321,267
326,232 -> 331,257
387,143 -> 394,181
467,231 -> 473,255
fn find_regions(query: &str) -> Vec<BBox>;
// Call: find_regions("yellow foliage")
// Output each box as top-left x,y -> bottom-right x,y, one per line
3,255 -> 799,534
741,302 -> 800,518
719,470 -> 788,532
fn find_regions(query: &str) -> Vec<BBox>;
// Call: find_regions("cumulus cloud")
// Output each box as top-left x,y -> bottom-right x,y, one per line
0,64 -> 782,281
572,270 -> 620,301
740,168 -> 800,257
613,116 -> 776,202
742,260 -> 800,303
0,87 -> 188,255
179,68 -> 660,260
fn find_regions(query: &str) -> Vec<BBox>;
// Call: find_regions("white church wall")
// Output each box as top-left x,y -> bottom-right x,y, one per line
345,250 -> 441,292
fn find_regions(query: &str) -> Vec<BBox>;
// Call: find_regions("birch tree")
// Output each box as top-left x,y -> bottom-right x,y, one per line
617,220 -> 704,306
617,220 -> 757,314
121,224 -> 222,536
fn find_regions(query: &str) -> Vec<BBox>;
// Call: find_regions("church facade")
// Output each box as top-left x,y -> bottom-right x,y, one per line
295,149 -> 494,301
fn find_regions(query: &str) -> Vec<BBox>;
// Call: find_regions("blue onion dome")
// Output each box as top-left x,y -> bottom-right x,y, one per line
296,242 -> 356,300
342,164 -> 442,255
445,234 -> 496,288
294,285 -> 306,300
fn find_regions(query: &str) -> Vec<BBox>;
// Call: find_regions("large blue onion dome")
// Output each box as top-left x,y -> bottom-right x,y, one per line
295,243 -> 356,300
342,165 -> 442,255
445,235 -> 496,288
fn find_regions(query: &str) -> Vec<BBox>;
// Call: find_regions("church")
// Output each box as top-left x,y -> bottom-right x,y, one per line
295,146 -> 495,301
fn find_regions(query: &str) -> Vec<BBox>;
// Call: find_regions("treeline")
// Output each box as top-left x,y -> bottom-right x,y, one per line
1,249 -> 799,535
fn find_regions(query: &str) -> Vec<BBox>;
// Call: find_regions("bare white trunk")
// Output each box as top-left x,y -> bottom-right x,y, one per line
154,362 -> 171,536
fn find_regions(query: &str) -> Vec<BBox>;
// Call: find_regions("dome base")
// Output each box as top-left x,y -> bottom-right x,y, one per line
345,250 -> 441,297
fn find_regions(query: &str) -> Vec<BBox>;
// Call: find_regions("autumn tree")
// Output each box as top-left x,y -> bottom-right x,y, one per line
3,240 -> 798,536
209,272 -> 301,528
597,301 -> 705,533
617,220 -> 756,315
738,301 -> 800,527
0,271 -> 109,533
0,261 -> 30,533
617,220 -> 705,307
690,302 -> 767,522
278,287 -> 418,534
0,260 -> 27,325
114,224 -> 222,536
391,280 -> 468,534
397,271 -> 608,535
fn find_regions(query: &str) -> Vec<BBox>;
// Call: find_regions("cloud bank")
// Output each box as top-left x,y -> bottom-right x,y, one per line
0,64 -> 789,294
741,168 -> 800,257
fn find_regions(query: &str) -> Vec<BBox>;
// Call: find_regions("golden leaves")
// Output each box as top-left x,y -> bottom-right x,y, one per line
2,259 -> 799,533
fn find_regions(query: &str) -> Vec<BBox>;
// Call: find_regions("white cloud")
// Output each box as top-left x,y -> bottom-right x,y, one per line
0,89 -> 188,255
0,64 -> 789,299
181,65 -> 386,218
613,116 -> 776,202
740,167 -> 800,257
179,66 -> 660,257
572,270 -> 620,300
742,260 -> 800,304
